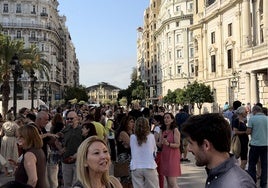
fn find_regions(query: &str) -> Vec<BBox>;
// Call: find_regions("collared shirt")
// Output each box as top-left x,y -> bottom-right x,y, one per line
205,155 -> 256,188
62,125 -> 82,159
248,113 -> 268,146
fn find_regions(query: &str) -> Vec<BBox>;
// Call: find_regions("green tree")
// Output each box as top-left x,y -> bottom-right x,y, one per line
163,89 -> 177,104
131,81 -> 145,100
184,81 -> 214,114
0,35 -> 51,118
64,85 -> 89,103
175,88 -> 186,106
131,67 -> 138,81
20,45 -> 51,80
0,34 -> 24,119
119,97 -> 127,106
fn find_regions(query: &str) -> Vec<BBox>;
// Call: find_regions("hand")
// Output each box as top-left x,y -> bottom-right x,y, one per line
8,159 -> 18,167
48,133 -> 59,138
162,139 -> 169,146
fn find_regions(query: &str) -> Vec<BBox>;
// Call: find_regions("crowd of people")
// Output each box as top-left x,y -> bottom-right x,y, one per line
0,100 -> 266,188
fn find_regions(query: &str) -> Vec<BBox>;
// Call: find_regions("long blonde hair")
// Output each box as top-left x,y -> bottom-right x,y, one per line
76,136 -> 112,188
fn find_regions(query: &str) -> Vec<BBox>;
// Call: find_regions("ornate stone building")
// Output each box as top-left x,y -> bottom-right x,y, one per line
137,0 -> 193,104
87,82 -> 121,105
155,0 -> 194,96
0,0 -> 79,105
138,0 -> 268,112
191,0 -> 268,111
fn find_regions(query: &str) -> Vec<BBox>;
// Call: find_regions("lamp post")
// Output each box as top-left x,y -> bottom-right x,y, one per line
42,82 -> 51,110
10,54 -> 23,119
30,69 -> 37,110
230,71 -> 239,104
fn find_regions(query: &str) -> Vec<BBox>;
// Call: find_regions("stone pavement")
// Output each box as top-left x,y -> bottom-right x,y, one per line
177,153 -> 206,188
0,171 -> 14,187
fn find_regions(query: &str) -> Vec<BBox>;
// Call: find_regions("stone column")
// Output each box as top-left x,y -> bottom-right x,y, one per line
263,0 -> 268,43
242,0 -> 251,47
250,72 -> 258,104
245,73 -> 250,103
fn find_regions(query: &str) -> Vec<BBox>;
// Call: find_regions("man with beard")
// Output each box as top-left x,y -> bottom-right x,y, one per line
182,113 -> 256,188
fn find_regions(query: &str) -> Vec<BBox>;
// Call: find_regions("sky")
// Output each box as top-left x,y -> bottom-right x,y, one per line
58,1 -> 149,89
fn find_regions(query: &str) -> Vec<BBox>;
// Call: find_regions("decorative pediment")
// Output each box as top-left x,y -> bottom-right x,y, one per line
225,37 -> 236,49
208,44 -> 218,55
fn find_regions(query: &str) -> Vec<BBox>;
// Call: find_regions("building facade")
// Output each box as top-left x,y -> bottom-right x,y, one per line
191,0 -> 268,112
138,0 -> 268,112
0,0 -> 79,106
155,0 -> 194,96
87,82 -> 121,105
137,0 -> 194,104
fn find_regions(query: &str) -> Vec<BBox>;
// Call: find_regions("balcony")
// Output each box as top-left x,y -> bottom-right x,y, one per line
40,12 -> 48,17
28,37 -> 38,42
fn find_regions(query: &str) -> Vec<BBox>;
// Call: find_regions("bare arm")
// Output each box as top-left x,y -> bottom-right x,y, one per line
24,152 -> 38,187
119,131 -> 130,148
169,128 -> 180,148
233,127 -> 247,135
156,130 -> 163,148
246,127 -> 252,135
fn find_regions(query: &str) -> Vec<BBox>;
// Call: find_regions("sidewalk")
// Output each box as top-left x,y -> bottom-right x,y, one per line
178,153 -> 206,188
0,171 -> 14,186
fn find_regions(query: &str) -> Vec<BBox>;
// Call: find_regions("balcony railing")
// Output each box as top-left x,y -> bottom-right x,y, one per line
1,22 -> 61,37
40,12 -> 48,17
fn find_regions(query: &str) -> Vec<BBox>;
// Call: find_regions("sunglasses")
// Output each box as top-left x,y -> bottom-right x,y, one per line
66,117 -> 74,120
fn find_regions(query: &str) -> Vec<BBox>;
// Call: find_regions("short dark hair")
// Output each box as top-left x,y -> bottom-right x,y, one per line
256,102 -> 263,108
182,113 -> 231,152
233,100 -> 242,110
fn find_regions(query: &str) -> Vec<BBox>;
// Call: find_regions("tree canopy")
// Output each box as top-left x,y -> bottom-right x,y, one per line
64,85 -> 89,104
162,81 -> 214,114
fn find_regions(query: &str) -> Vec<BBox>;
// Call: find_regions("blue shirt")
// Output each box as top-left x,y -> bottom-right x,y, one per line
248,113 -> 268,146
205,155 -> 256,188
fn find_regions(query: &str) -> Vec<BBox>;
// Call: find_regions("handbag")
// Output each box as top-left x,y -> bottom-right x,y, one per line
231,134 -> 241,158
113,161 -> 130,177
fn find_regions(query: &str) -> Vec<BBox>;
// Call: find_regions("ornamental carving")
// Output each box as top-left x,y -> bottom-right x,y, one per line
224,37 -> 236,50
208,44 -> 218,55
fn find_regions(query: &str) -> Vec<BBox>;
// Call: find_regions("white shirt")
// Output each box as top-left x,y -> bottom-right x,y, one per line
130,133 -> 157,170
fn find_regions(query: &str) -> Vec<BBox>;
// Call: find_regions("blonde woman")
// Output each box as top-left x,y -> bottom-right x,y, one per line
73,136 -> 122,188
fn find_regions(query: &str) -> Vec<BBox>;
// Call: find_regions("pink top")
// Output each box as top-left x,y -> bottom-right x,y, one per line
160,129 -> 181,177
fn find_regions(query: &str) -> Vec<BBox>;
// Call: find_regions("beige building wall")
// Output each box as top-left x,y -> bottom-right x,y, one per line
191,0 -> 268,112
0,0 -> 78,102
156,0 -> 194,97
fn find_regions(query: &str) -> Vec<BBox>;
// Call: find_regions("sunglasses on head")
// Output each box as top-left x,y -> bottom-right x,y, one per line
66,117 -> 74,120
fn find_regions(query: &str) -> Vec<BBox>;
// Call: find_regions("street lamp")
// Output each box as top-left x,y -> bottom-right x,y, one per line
30,69 -> 37,110
42,82 -> 52,110
10,54 -> 23,119
231,71 -> 240,88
